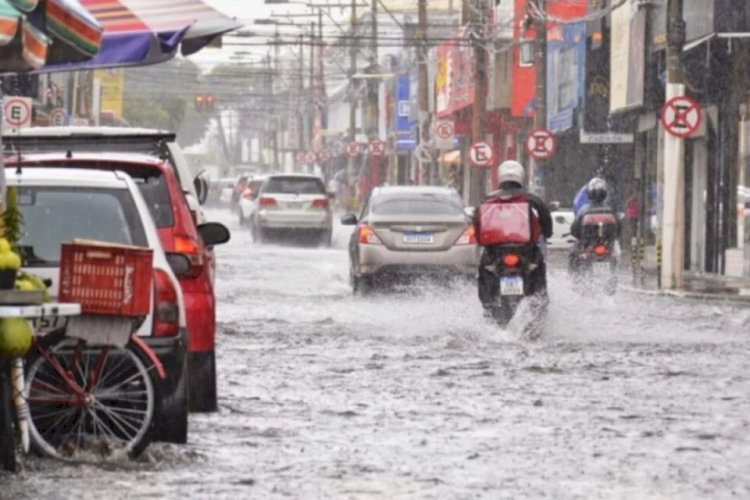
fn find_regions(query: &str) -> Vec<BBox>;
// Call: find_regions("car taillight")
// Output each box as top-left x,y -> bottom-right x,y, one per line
174,234 -> 204,277
503,253 -> 520,267
455,225 -> 477,245
593,244 -> 608,256
311,198 -> 329,209
357,224 -> 382,245
153,269 -> 180,337
259,197 -> 277,208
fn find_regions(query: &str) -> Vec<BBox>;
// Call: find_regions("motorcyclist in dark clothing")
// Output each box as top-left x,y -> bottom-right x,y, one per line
475,160 -> 553,303
570,177 -> 621,242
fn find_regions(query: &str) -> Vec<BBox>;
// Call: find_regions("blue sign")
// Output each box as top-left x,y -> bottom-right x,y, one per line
395,74 -> 416,151
547,22 -> 586,133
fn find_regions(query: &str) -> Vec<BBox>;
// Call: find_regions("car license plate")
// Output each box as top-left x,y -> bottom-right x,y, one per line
500,276 -> 524,296
593,262 -> 610,275
403,232 -> 434,244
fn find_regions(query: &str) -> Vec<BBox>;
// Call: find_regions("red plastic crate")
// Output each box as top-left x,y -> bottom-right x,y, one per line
477,202 -> 533,245
58,241 -> 153,316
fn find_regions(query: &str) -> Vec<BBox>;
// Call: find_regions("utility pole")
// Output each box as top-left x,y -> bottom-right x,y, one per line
470,0 -> 487,205
298,33 -> 305,156
529,0 -> 547,195
417,0 -> 430,186
662,0 -> 686,288
349,0 -> 358,144
368,0 -> 380,189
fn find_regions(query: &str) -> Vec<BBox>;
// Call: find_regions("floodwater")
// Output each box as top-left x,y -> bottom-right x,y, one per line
3,208 -> 750,499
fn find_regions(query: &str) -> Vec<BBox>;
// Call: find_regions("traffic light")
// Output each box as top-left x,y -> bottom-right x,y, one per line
194,94 -> 205,112
205,93 -> 214,112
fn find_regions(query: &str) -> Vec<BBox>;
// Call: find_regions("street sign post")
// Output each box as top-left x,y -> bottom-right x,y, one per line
368,139 -> 385,157
434,119 -> 454,150
660,95 -> 701,138
3,96 -> 32,129
469,141 -> 493,168
525,129 -> 557,161
345,141 -> 360,157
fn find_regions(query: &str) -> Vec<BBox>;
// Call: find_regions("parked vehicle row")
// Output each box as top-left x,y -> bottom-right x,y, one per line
3,127 -> 231,453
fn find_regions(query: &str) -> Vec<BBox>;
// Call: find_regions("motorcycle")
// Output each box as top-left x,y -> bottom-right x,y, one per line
568,213 -> 619,295
480,243 -> 546,326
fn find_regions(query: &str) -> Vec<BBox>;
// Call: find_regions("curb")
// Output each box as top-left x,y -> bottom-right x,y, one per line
619,284 -> 750,303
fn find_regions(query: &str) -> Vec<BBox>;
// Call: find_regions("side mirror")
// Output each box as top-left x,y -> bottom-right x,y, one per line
198,222 -> 231,246
463,206 -> 476,218
194,171 -> 210,205
340,213 -> 358,225
165,252 -> 191,278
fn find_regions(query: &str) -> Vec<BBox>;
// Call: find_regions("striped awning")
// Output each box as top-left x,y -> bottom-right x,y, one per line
44,0 -> 242,70
0,0 -> 103,72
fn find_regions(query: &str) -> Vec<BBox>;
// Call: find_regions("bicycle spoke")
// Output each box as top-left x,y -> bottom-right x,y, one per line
91,401 -> 140,439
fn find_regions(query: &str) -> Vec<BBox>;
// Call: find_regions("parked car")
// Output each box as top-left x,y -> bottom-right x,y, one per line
8,167 -> 190,443
8,153 -> 231,414
341,186 -> 479,293
4,127 -> 211,223
238,175 -> 268,226
250,174 -> 333,245
548,207 -> 576,251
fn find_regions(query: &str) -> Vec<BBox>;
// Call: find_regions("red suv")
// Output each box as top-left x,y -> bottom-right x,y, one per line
11,153 -> 229,413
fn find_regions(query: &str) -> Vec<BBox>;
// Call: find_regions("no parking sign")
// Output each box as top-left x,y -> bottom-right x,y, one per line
3,96 -> 32,129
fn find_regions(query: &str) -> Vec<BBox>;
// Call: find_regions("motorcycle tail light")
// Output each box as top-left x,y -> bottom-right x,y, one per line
455,225 -> 477,245
593,244 -> 608,256
503,253 -> 520,267
357,224 -> 382,245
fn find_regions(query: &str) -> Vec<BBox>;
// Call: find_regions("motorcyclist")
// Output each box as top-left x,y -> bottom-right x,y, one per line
568,177 -> 622,276
475,160 -> 553,303
570,177 -> 621,243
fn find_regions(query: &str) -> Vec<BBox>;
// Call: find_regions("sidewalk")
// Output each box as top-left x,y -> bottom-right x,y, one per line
621,251 -> 750,302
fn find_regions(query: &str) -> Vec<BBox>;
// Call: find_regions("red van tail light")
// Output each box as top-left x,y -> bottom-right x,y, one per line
455,225 -> 477,245
357,224 -> 382,245
153,269 -> 180,337
259,197 -> 277,208
173,234 -> 204,278
311,198 -> 329,209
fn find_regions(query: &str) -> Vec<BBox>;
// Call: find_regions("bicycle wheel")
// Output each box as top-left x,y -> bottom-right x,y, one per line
24,339 -> 156,459
0,360 -> 16,472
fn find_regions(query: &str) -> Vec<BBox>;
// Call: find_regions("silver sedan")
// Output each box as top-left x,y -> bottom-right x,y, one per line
342,186 -> 479,293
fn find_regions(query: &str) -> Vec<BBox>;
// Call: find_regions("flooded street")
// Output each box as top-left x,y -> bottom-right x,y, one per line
3,208 -> 750,499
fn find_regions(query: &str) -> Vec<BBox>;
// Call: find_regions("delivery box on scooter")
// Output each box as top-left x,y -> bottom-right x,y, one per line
477,201 -> 532,245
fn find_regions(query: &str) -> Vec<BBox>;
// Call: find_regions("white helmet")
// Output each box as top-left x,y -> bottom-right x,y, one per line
498,160 -> 525,188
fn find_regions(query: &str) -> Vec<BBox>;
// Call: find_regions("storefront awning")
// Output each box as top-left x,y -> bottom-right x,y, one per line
0,0 -> 103,72
43,0 -> 242,71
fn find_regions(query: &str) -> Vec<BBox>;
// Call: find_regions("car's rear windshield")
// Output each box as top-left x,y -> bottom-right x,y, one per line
16,186 -> 148,266
263,176 -> 325,195
372,193 -> 464,216
132,173 -> 174,228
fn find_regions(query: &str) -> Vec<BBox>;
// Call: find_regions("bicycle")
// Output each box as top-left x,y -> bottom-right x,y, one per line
22,322 -> 165,460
